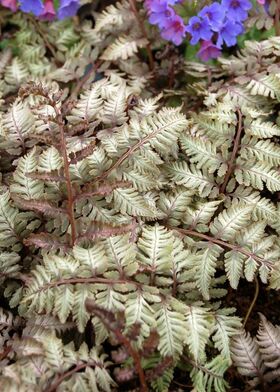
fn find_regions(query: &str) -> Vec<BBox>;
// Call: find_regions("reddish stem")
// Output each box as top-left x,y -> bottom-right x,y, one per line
220,108 -> 243,194
43,362 -> 99,392
167,226 -> 274,268
53,106 -> 77,246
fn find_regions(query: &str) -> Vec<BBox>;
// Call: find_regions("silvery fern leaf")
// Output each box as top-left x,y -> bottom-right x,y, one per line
210,203 -> 252,241
235,161 -> 280,192
240,136 -> 280,166
93,1 -> 133,35
246,119 -> 280,138
101,34 -> 148,61
138,224 -> 173,274
112,187 -> 158,217
101,82 -> 127,126
1,100 -> 35,150
42,333 -> 64,370
53,285 -> 75,324
10,148 -> 44,200
38,147 -> 63,173
180,134 -> 223,173
229,186 -> 277,223
257,313 -> 280,369
190,355 -> 229,392
246,74 -> 280,99
224,250 -> 246,289
157,187 -> 193,226
67,79 -> 105,125
231,330 -> 265,378
0,191 -> 21,249
183,199 -> 222,232
155,298 -> 186,359
73,242 -> 108,275
194,243 -> 223,300
211,309 -> 242,359
104,233 -> 138,276
166,161 -> 217,197
125,290 -> 157,341
185,306 -> 214,362
137,108 -> 188,156
73,284 -> 92,332
4,57 -> 29,88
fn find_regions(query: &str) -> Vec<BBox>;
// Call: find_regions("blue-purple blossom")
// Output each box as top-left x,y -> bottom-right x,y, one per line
20,0 -> 44,16
199,2 -> 226,32
186,16 -> 213,45
149,8 -> 175,29
39,0 -> 55,21
147,0 -> 175,29
217,19 -> 243,47
197,40 -> 221,61
221,0 -> 252,21
160,14 -> 186,45
1,0 -> 17,11
57,0 -> 80,20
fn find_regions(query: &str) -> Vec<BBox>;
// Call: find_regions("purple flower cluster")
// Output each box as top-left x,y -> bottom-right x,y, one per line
144,0 -> 186,45
0,0 -> 80,20
186,0 -> 252,61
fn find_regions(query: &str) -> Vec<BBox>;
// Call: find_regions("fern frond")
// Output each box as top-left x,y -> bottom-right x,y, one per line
240,137 -> 280,166
230,186 -> 277,223
166,161 -> 217,197
93,1 -> 132,35
235,161 -> 280,192
101,35 -> 148,61
224,250 -> 246,289
157,187 -> 193,225
1,100 -> 35,151
190,355 -> 229,392
180,135 -> 223,173
231,330 -> 264,378
246,119 -> 280,138
185,306 -> 214,362
183,200 -> 222,232
10,148 -> 44,200
210,203 -> 252,241
138,224 -> 173,273
212,309 -> 242,359
257,313 -> 280,369
4,57 -> 29,89
194,244 -> 223,300
104,233 -> 138,276
246,74 -> 280,99
112,187 -> 158,217
68,80 -> 104,125
0,191 -> 21,249
155,298 -> 186,358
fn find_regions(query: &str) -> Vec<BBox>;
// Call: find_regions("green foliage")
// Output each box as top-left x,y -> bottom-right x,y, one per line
0,3 -> 279,392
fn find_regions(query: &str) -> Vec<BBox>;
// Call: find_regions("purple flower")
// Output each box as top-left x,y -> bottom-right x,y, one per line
1,0 -> 17,11
147,0 -> 175,29
39,0 -> 56,21
217,19 -> 243,47
57,0 -> 80,19
160,14 -> 186,45
197,40 -> 221,61
20,0 -> 44,16
186,16 -> 213,45
221,0 -> 252,21
199,2 -> 226,32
